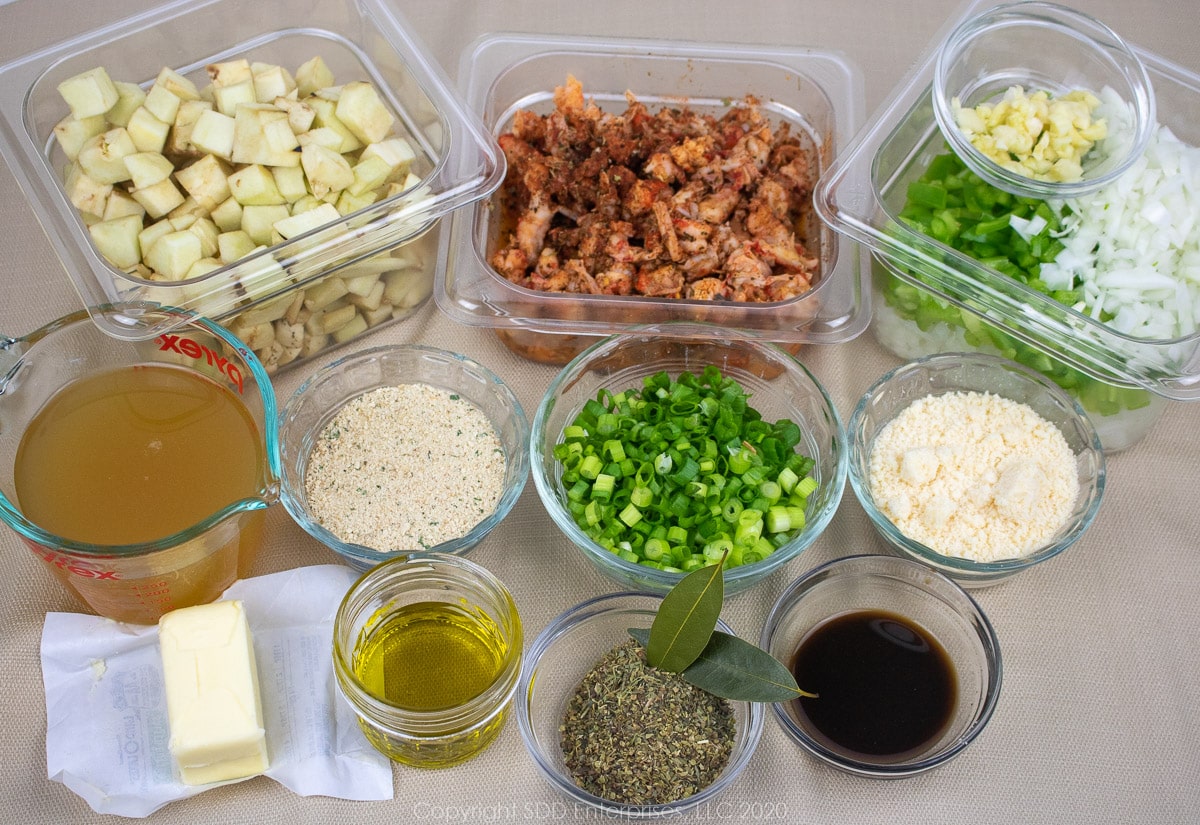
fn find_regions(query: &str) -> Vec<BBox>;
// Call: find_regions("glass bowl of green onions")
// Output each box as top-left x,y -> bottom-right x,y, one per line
530,326 -> 848,596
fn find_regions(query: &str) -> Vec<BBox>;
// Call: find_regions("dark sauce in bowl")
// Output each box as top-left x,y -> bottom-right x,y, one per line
791,609 -> 957,761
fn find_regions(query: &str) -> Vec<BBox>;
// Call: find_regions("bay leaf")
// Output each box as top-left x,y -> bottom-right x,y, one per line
645,558 -> 724,672
681,630 -> 818,702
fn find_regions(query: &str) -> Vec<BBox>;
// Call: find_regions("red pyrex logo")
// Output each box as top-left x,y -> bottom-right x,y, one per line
30,545 -> 121,580
156,334 -> 245,394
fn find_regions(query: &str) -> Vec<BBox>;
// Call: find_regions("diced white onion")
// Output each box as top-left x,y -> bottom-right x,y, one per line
1009,213 -> 1048,242
1053,124 -> 1200,340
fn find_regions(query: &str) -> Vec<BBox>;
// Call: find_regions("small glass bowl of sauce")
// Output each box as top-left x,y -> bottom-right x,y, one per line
760,554 -> 1002,777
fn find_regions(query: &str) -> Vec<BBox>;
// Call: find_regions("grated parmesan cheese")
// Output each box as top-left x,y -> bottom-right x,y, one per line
867,391 -> 1079,562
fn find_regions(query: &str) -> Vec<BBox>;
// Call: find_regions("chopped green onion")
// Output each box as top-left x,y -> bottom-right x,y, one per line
766,505 -> 807,533
793,475 -> 818,499
728,447 -> 754,475
579,454 -> 603,480
591,473 -> 615,502
759,479 -> 782,504
721,498 -> 744,523
552,368 -> 820,572
603,439 -> 627,462
777,465 -> 799,493
643,538 -> 668,561
584,500 -> 602,526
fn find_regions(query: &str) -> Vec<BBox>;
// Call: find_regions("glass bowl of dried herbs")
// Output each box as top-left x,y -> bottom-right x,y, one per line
516,591 -> 765,816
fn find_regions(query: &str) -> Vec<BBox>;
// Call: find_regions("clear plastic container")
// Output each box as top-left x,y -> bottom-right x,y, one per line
438,33 -> 868,365
814,0 -> 1200,402
0,0 -> 503,365
870,255 -> 1167,452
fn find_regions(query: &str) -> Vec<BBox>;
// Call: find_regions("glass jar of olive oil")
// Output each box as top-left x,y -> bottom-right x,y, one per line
332,553 -> 522,768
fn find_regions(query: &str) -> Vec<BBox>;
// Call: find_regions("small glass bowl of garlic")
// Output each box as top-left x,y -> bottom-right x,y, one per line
931,1 -> 1155,199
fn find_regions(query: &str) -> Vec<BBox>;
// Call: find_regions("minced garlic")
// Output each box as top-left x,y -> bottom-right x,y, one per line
952,85 -> 1107,183
304,384 -> 506,551
867,390 -> 1079,562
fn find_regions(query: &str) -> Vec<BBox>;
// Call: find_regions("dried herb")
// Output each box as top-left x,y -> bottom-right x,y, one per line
681,630 -> 814,701
630,556 -> 814,702
645,554 -> 723,672
559,639 -> 734,805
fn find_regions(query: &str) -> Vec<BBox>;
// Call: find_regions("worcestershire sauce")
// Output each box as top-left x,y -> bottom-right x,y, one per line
791,609 -> 956,759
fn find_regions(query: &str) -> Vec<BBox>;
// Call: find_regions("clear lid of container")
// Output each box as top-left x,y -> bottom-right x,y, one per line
815,0 -> 1200,400
436,33 -> 869,346
0,0 -> 504,341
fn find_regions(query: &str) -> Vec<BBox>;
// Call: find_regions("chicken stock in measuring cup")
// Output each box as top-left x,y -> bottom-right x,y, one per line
0,305 -> 281,624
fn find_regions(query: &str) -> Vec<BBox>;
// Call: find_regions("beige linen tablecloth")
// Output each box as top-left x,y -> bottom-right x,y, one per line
2,1 -> 1197,822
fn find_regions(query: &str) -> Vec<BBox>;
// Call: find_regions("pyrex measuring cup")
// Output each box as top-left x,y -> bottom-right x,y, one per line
0,305 -> 281,624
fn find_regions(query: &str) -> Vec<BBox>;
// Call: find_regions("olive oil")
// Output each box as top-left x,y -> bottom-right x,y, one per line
334,555 -> 523,769
353,601 -> 507,712
791,609 -> 957,761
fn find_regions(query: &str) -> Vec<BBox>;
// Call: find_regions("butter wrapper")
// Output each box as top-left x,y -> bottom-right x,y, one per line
40,565 -> 393,817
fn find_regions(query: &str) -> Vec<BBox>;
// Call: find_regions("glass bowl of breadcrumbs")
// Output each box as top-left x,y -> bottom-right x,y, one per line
847,352 -> 1106,588
279,344 -> 530,570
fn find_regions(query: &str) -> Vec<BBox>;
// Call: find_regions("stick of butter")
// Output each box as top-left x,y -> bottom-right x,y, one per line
158,599 -> 269,785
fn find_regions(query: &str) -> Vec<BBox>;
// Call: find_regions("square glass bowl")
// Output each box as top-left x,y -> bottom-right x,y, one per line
0,0 -> 503,361
437,33 -> 869,365
814,0 -> 1200,401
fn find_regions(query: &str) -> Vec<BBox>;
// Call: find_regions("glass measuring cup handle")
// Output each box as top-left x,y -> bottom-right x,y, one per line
2,309 -> 94,390
0,333 -> 26,387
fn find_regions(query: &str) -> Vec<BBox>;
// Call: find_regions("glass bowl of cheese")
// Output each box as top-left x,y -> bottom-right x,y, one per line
847,352 -> 1106,587
931,1 -> 1155,199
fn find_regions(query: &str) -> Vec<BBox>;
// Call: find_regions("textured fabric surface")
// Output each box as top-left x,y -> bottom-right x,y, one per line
1,0 -> 1197,823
